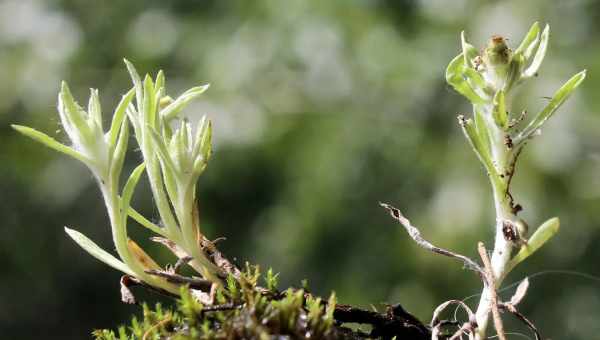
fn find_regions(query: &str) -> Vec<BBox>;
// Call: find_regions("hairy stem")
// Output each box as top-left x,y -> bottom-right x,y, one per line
474,104 -> 516,339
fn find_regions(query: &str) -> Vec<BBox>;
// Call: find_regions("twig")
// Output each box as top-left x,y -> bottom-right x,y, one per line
119,275 -> 179,304
500,305 -> 541,340
173,256 -> 193,273
201,302 -> 242,313
145,269 -> 213,292
477,242 -> 507,340
498,278 -> 541,340
431,300 -> 476,340
334,303 -> 430,338
380,202 -> 485,277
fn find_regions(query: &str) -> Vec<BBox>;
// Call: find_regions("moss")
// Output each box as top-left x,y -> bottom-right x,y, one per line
93,267 -> 348,340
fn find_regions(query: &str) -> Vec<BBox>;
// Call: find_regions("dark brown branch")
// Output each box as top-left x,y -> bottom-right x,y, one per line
499,304 -> 541,340
334,303 -> 430,339
380,202 -> 485,277
145,269 -> 213,292
499,278 -> 541,340
120,275 -> 179,304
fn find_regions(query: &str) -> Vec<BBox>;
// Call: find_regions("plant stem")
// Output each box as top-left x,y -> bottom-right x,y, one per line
474,104 -> 517,339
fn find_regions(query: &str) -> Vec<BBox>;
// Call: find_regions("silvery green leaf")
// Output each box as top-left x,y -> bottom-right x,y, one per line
160,115 -> 174,141
143,75 -> 157,127
88,88 -> 103,131
160,85 -> 210,121
507,217 -> 560,272
523,24 -> 549,78
169,126 -> 184,171
121,163 -> 146,227
110,119 -> 129,182
492,90 -> 508,130
160,161 -> 180,207
155,70 -> 165,93
59,81 -> 92,143
64,227 -> 135,276
474,107 -> 492,160
461,31 -> 479,68
148,127 -> 178,175
199,118 -> 212,162
192,115 -> 209,158
127,206 -> 167,237
463,67 -> 490,99
504,54 -> 524,92
446,54 -> 486,104
458,116 -> 494,173
11,125 -> 91,165
108,88 -> 135,149
517,70 -> 586,142
123,59 -> 143,110
515,22 -> 540,60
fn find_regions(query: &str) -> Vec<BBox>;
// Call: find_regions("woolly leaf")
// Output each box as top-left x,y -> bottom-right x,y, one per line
11,125 -> 90,164
108,87 -> 135,149
121,162 -> 146,224
64,227 -> 135,276
160,85 -> 210,121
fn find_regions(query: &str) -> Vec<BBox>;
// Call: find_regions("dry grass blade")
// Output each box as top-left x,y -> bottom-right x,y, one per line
380,202 -> 484,276
431,300 -> 476,340
510,278 -> 530,306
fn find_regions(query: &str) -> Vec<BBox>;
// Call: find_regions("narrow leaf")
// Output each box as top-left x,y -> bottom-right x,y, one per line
507,217 -> 560,271
517,70 -> 586,142
143,75 -> 157,128
110,118 -> 129,182
88,89 -> 103,131
461,31 -> 479,67
474,107 -> 493,161
148,127 -> 178,175
445,54 -> 486,104
127,207 -> 167,237
199,119 -> 212,162
463,67 -> 489,97
160,85 -> 210,121
127,239 -> 162,271
492,90 -> 508,130
60,81 -> 91,140
458,116 -> 494,176
64,227 -> 135,276
108,87 -> 135,149
515,22 -> 540,59
121,162 -> 146,223
12,125 -> 90,164
155,70 -> 165,93
523,24 -> 549,78
123,59 -> 143,111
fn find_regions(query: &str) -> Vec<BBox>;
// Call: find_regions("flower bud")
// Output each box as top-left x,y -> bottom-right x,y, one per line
483,35 -> 512,67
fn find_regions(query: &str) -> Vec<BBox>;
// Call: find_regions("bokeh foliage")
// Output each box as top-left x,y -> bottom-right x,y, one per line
2,0 -> 600,339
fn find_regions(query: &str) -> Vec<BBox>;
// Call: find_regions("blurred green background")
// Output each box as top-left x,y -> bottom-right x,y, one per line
2,0 -> 600,338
